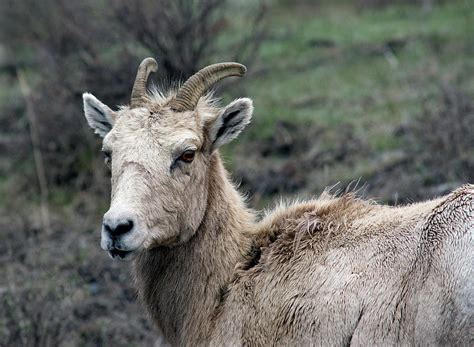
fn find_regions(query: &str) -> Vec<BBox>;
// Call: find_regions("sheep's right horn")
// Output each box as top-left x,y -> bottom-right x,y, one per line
130,57 -> 158,108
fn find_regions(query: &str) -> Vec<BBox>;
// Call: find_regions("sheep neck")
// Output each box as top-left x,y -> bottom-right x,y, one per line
133,154 -> 254,345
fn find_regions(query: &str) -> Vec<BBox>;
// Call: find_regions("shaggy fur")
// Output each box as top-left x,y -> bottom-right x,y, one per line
213,186 -> 473,346
83,84 -> 473,346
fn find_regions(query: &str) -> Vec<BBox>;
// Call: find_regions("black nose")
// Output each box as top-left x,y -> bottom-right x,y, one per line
103,219 -> 134,237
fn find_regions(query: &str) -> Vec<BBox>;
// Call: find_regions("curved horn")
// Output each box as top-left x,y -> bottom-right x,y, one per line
130,57 -> 158,108
169,62 -> 247,112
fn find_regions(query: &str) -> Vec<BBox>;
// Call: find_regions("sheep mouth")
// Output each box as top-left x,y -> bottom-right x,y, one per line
108,248 -> 134,260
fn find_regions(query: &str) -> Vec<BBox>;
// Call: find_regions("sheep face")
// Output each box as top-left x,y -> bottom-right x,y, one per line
82,89 -> 252,259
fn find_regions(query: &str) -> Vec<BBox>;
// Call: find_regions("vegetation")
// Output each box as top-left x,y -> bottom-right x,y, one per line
228,0 -> 473,206
0,0 -> 472,345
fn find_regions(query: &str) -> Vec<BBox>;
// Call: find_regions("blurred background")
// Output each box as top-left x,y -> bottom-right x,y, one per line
0,0 -> 473,345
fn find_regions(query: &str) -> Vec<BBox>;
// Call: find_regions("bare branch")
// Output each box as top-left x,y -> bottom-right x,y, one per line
16,69 -> 52,235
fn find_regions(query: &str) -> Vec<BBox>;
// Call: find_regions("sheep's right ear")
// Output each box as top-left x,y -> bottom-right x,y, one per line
83,93 -> 116,138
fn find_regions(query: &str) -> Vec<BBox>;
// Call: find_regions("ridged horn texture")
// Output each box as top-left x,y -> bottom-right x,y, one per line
130,57 -> 158,108
169,62 -> 247,112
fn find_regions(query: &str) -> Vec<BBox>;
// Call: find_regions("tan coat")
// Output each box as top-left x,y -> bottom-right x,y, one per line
134,155 -> 473,346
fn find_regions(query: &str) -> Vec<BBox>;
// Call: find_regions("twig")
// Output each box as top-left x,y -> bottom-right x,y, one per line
16,68 -> 52,235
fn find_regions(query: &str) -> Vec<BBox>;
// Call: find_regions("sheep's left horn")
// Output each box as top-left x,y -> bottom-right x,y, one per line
169,62 -> 246,112
130,57 -> 158,108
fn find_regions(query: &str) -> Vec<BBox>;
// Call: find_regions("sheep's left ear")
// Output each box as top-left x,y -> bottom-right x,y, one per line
208,98 -> 253,150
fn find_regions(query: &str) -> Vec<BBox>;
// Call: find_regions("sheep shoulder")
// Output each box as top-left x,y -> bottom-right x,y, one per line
210,187 -> 473,345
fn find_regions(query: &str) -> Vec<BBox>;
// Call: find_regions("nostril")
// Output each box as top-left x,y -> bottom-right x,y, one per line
115,219 -> 134,235
103,219 -> 134,237
104,223 -> 112,234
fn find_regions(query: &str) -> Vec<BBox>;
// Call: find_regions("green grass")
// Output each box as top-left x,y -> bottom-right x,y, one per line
221,0 -> 473,165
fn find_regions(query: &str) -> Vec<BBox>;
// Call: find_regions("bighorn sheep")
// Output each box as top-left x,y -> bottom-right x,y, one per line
83,57 -> 473,346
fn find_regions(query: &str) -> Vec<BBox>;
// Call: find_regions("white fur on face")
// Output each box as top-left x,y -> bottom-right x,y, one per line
102,107 -> 210,250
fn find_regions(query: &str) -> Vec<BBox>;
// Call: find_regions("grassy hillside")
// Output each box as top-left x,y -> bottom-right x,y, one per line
224,0 -> 473,206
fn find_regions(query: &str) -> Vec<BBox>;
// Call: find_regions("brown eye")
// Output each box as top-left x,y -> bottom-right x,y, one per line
179,150 -> 195,163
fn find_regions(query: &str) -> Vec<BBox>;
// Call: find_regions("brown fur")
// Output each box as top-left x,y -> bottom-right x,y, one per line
83,83 -> 473,346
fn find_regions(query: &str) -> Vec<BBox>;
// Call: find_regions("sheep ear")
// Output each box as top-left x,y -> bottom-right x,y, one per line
83,93 -> 116,138
208,98 -> 253,150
